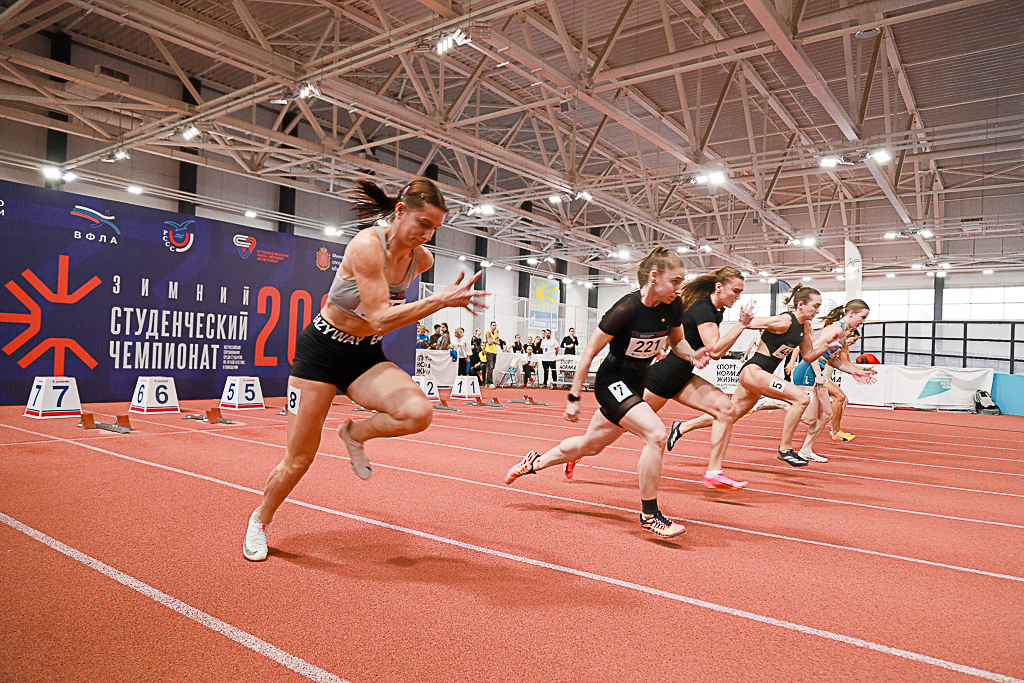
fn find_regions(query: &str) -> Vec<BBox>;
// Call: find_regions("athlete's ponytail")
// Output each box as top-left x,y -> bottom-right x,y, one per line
679,266 -> 744,310
637,246 -> 683,286
350,177 -> 448,219
821,299 -> 869,326
783,283 -> 820,307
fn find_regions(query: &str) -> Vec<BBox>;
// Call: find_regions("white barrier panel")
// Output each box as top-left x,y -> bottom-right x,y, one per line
831,366 -> 889,406
415,350 -> 458,388
412,376 -> 441,400
693,359 -> 743,394
129,376 -> 179,414
450,376 -> 481,398
888,366 -> 993,409
24,376 -> 82,419
220,376 -> 265,410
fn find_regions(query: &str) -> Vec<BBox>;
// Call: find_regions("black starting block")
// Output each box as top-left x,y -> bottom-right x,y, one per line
79,413 -> 132,434
508,395 -> 548,406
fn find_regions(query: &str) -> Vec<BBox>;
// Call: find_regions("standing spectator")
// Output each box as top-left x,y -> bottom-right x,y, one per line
429,324 -> 442,349
531,335 -> 543,354
471,328 -> 483,356
511,334 -> 524,353
416,324 -> 430,349
541,328 -> 559,387
453,327 -> 470,375
484,321 -> 500,388
521,346 -> 538,387
435,322 -> 452,350
561,327 -> 579,355
526,335 -> 535,350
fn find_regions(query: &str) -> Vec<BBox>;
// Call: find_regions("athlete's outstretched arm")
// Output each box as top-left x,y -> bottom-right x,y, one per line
746,313 -> 796,333
668,326 -> 709,368
564,330 -> 613,422
698,301 -> 755,359
800,322 -> 842,363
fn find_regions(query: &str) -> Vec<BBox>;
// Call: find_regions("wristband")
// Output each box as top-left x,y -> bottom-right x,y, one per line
567,393 -> 581,403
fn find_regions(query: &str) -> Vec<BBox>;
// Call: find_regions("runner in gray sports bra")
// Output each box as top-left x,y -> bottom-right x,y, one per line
328,225 -> 418,317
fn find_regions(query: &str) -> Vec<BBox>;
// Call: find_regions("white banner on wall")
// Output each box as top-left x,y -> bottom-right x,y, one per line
887,366 -> 993,409
693,359 -> 744,394
415,350 -> 458,388
845,239 -> 863,301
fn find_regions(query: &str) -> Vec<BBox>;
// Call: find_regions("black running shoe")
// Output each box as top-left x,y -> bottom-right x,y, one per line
667,421 -> 682,452
777,449 -> 809,467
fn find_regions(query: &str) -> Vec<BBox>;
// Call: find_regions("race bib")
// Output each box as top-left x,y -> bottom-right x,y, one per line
625,333 -> 667,359
608,381 -> 632,402
772,343 -> 796,359
769,378 -> 785,393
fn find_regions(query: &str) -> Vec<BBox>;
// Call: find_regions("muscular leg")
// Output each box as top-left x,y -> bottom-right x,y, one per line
738,367 -> 810,452
672,377 -> 737,473
829,382 -> 848,433
618,402 -> 670,500
533,408 -> 624,470
345,362 -> 434,443
258,377 -> 336,524
798,384 -> 833,454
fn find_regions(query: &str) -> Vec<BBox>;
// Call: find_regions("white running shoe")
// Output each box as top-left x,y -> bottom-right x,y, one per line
799,449 -> 828,463
243,508 -> 269,562
752,397 -> 788,412
339,420 -> 372,480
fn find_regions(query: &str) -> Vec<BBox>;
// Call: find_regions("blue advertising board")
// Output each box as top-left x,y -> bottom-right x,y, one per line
0,179 -> 416,406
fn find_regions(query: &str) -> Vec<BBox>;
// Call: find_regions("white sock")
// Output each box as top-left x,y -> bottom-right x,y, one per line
705,469 -> 723,477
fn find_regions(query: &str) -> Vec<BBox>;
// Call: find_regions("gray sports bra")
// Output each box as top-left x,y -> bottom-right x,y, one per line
327,225 -> 418,319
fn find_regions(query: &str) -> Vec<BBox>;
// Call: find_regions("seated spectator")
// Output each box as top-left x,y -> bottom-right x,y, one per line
521,346 -> 538,387
416,324 -> 430,349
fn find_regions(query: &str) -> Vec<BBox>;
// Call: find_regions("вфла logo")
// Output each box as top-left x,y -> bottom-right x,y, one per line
71,205 -> 120,234
162,220 -> 195,253
316,247 -> 330,271
233,234 -> 256,259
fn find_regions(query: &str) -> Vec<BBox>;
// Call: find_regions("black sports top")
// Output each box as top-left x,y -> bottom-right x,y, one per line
747,311 -> 804,373
681,296 -> 724,352
598,290 -> 684,371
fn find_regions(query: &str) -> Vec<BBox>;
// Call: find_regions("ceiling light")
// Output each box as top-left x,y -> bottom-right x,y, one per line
886,273 -> 896,278
452,28 -> 471,45
836,274 -> 846,281
585,282 -> 593,289
983,269 -> 994,275
102,153 -> 117,163
481,260 -> 492,268
621,276 -> 630,282
918,229 -> 934,238
298,82 -> 320,99
458,255 -> 467,261
802,276 -> 811,281
767,277 -> 777,284
692,174 -> 709,184
939,262 -> 950,270
884,232 -> 897,239
759,278 -> 767,283
820,157 -> 839,168
832,266 -> 845,273
707,171 -> 726,184
870,149 -> 891,163
802,237 -> 816,247
245,210 -> 258,218
527,257 -> 539,265
325,227 -> 337,236
618,250 -> 630,259
855,27 -> 881,39
61,171 -> 77,182
740,272 -> 750,277
479,204 -> 495,216
911,263 -> 923,269
181,124 -> 201,141
505,265 -> 512,270
127,185 -> 143,195
114,149 -> 130,161
758,270 -> 770,277
562,276 -> 572,283
42,166 -> 61,180
677,246 -> 690,253
545,257 -> 555,264
937,271 -> 947,278
548,194 -> 562,204
270,98 -> 289,105
787,238 -> 801,246
576,280 -> 584,286
604,277 -> 614,283
496,60 -> 511,67
699,245 -> 713,253
926,271 -> 935,277
575,190 -> 592,201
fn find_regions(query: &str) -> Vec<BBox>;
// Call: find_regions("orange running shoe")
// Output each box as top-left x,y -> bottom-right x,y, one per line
702,472 -> 748,490
505,450 -> 541,485
640,511 -> 686,538
564,459 -> 579,479
830,430 -> 856,442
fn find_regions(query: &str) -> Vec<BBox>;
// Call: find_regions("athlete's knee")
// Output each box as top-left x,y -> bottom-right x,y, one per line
710,396 -> 737,423
394,396 -> 433,431
281,449 -> 316,477
641,426 -> 667,451
792,392 -> 810,408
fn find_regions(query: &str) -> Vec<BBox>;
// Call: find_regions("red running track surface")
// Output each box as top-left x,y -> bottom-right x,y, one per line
2,388 -> 1023,682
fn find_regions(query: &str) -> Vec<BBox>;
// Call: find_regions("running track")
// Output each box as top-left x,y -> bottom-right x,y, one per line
2,390 -> 1022,682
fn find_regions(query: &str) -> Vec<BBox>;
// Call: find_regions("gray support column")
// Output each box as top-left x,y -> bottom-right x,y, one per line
178,78 -> 201,215
421,163 -> 439,285
45,33 -> 72,191
588,267 -> 599,308
934,274 -> 944,321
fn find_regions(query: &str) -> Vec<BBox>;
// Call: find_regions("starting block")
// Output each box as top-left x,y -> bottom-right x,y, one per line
275,407 -> 287,416
463,396 -> 506,408
220,376 -> 265,410
79,413 -> 131,434
24,377 -> 82,419
508,395 -> 549,406
183,407 -> 234,424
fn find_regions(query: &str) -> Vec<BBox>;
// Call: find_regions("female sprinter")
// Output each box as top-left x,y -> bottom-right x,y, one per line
791,300 -> 876,458
504,247 -> 710,539
243,177 -> 486,562
669,285 -> 840,467
563,267 -> 755,490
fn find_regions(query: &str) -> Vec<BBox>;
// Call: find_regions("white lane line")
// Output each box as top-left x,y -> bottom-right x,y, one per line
0,432 -> 1019,683
0,512 -> 347,683
6,423 -> 1019,583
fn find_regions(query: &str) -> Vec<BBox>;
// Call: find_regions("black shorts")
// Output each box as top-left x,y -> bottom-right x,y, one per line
741,352 -> 782,375
645,353 -> 696,399
594,363 -> 649,426
290,315 -> 389,392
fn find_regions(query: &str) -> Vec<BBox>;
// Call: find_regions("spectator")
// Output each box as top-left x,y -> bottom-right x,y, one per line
521,346 -> 538,387
429,324 -> 442,349
468,350 -> 488,384
540,328 -> 559,387
453,327 -> 470,375
561,327 -> 579,355
471,328 -> 483,356
511,334 -> 524,353
531,335 -> 543,354
435,322 -> 452,351
416,324 -> 430,349
526,335 -> 534,350
484,321 -> 500,388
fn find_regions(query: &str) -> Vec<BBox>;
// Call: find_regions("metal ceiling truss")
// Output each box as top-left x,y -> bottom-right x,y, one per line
0,0 -> 1021,280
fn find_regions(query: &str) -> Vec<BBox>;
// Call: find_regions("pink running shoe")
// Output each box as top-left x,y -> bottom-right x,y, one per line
564,459 -> 579,480
505,450 -> 541,485
703,472 -> 748,490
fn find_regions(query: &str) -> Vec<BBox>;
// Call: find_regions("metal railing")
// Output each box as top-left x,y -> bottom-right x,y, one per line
855,321 -> 1024,375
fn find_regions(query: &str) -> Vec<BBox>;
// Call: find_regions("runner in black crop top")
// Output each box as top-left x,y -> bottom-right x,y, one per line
742,311 -> 805,374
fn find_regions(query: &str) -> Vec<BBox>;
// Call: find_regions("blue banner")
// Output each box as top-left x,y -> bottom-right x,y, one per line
0,179 -> 416,406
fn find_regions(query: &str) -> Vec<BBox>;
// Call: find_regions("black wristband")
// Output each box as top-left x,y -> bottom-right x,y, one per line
567,393 -> 581,403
